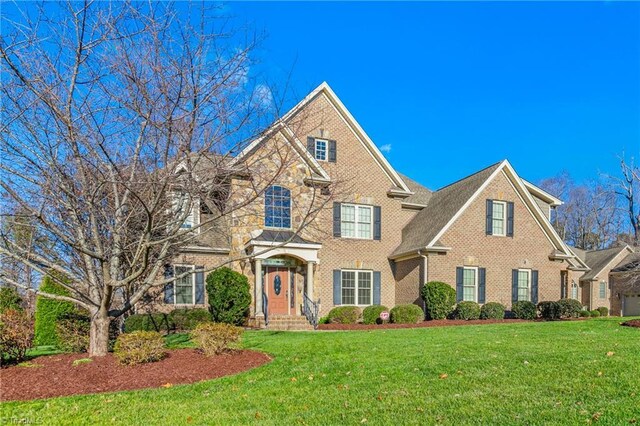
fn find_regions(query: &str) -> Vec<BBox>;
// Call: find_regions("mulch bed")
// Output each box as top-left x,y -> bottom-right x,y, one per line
319,318 -> 530,330
621,319 -> 640,328
0,349 -> 271,402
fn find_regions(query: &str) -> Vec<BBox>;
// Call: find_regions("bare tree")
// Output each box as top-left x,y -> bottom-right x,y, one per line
610,156 -> 640,246
0,2 -> 333,355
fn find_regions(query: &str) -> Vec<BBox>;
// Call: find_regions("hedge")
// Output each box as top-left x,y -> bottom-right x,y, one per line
34,275 -> 76,346
327,306 -> 361,324
421,281 -> 456,320
206,267 -> 251,326
511,301 -> 537,320
362,305 -> 389,325
454,301 -> 481,320
597,307 -> 609,317
0,287 -> 23,314
538,301 -> 561,320
480,302 -> 505,320
390,304 -> 423,324
557,299 -> 583,318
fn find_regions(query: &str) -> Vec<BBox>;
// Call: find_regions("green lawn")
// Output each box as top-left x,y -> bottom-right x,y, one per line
3,318 -> 639,425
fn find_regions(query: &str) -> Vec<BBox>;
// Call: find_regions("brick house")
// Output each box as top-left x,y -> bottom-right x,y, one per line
152,82 -> 596,328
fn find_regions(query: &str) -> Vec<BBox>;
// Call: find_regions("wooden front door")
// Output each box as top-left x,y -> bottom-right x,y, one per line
266,267 -> 291,315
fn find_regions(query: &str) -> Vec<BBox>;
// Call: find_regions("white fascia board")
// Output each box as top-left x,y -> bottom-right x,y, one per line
522,179 -> 564,206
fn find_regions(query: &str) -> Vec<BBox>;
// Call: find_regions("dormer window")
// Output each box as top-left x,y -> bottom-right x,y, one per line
173,192 -> 199,232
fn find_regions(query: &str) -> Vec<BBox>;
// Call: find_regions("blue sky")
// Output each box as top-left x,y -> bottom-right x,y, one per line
229,1 -> 640,190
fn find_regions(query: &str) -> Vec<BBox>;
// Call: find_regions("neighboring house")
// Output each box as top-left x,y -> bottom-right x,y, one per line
570,245 -> 639,315
151,82 -> 591,328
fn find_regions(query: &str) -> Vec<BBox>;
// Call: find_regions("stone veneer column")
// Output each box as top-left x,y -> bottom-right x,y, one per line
306,261 -> 314,300
255,259 -> 263,317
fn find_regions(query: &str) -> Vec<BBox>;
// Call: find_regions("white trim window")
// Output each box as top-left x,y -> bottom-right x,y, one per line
599,281 -> 607,299
314,139 -> 327,162
265,185 -> 292,229
341,270 -> 372,305
341,204 -> 373,239
517,269 -> 531,301
492,201 -> 506,236
173,265 -> 196,305
462,267 -> 478,302
172,192 -> 199,232
571,281 -> 579,300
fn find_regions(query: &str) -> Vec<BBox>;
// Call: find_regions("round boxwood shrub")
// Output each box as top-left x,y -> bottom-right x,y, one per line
590,309 -> 601,318
34,275 -> 76,346
511,301 -> 537,320
480,302 -> 506,320
390,304 -> 424,324
206,267 -> 251,326
170,308 -> 212,331
557,299 -> 583,318
537,301 -> 561,320
597,307 -> 609,317
327,306 -> 361,324
454,301 -> 481,320
362,305 -> 389,325
420,281 -> 456,320
0,287 -> 23,314
579,310 -> 591,318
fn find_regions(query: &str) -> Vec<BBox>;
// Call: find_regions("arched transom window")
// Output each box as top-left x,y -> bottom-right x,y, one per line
265,185 -> 291,229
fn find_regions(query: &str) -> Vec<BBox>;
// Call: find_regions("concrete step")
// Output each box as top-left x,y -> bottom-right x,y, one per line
265,315 -> 314,331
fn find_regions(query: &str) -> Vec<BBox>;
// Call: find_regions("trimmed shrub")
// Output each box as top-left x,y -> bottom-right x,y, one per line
170,308 -> 211,331
579,310 -> 591,318
327,306 -> 361,324
511,301 -> 537,320
124,313 -> 174,333
362,305 -> 390,325
597,307 -> 609,317
206,267 -> 251,326
557,299 -> 583,319
113,331 -> 166,365
390,304 -> 424,324
454,301 -> 481,320
191,322 -> 243,356
538,301 -> 561,320
0,287 -> 23,313
318,316 -> 329,325
421,281 -> 456,320
0,309 -> 34,365
34,275 -> 76,346
590,309 -> 601,318
480,302 -> 506,320
56,312 -> 90,353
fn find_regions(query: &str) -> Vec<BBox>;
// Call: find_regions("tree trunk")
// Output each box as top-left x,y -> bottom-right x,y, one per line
89,312 -> 111,357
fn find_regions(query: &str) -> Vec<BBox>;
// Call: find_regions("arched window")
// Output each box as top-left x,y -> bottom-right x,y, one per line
265,185 -> 291,229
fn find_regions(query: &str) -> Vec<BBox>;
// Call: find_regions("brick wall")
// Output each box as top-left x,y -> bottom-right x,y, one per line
425,170 -> 569,309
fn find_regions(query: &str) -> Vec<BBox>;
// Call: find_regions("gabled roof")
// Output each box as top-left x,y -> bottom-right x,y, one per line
233,82 -> 412,194
611,252 -> 640,273
522,179 -> 563,207
391,160 -> 577,261
398,173 -> 432,207
581,245 -> 634,281
392,162 -> 502,257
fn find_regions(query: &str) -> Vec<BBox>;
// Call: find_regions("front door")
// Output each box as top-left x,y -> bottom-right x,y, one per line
266,267 -> 290,315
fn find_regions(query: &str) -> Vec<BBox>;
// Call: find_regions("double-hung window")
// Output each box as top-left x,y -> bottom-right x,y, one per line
314,139 -> 327,161
341,270 -> 372,305
492,201 -> 506,236
599,281 -> 607,299
173,265 -> 196,305
341,204 -> 373,239
517,269 -> 531,301
265,185 -> 291,229
462,267 -> 478,302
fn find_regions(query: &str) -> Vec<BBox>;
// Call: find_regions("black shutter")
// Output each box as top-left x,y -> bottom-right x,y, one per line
164,265 -> 174,304
512,269 -> 519,303
373,271 -> 381,305
486,200 -> 493,235
506,202 -> 514,237
333,270 -> 342,305
195,266 -> 205,304
307,136 -> 315,156
531,270 -> 539,304
333,202 -> 341,237
328,140 -> 337,162
373,206 -> 381,241
478,268 -> 486,304
456,267 -> 464,302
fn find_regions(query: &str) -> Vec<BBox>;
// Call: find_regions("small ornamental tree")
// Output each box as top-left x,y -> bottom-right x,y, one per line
206,268 -> 251,326
35,275 -> 76,346
421,281 -> 456,320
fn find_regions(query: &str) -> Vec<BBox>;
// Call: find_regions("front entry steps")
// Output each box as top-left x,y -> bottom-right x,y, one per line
252,315 -> 314,331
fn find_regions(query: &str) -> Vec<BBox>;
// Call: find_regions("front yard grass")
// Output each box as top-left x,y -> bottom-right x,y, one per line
3,318 -> 639,425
